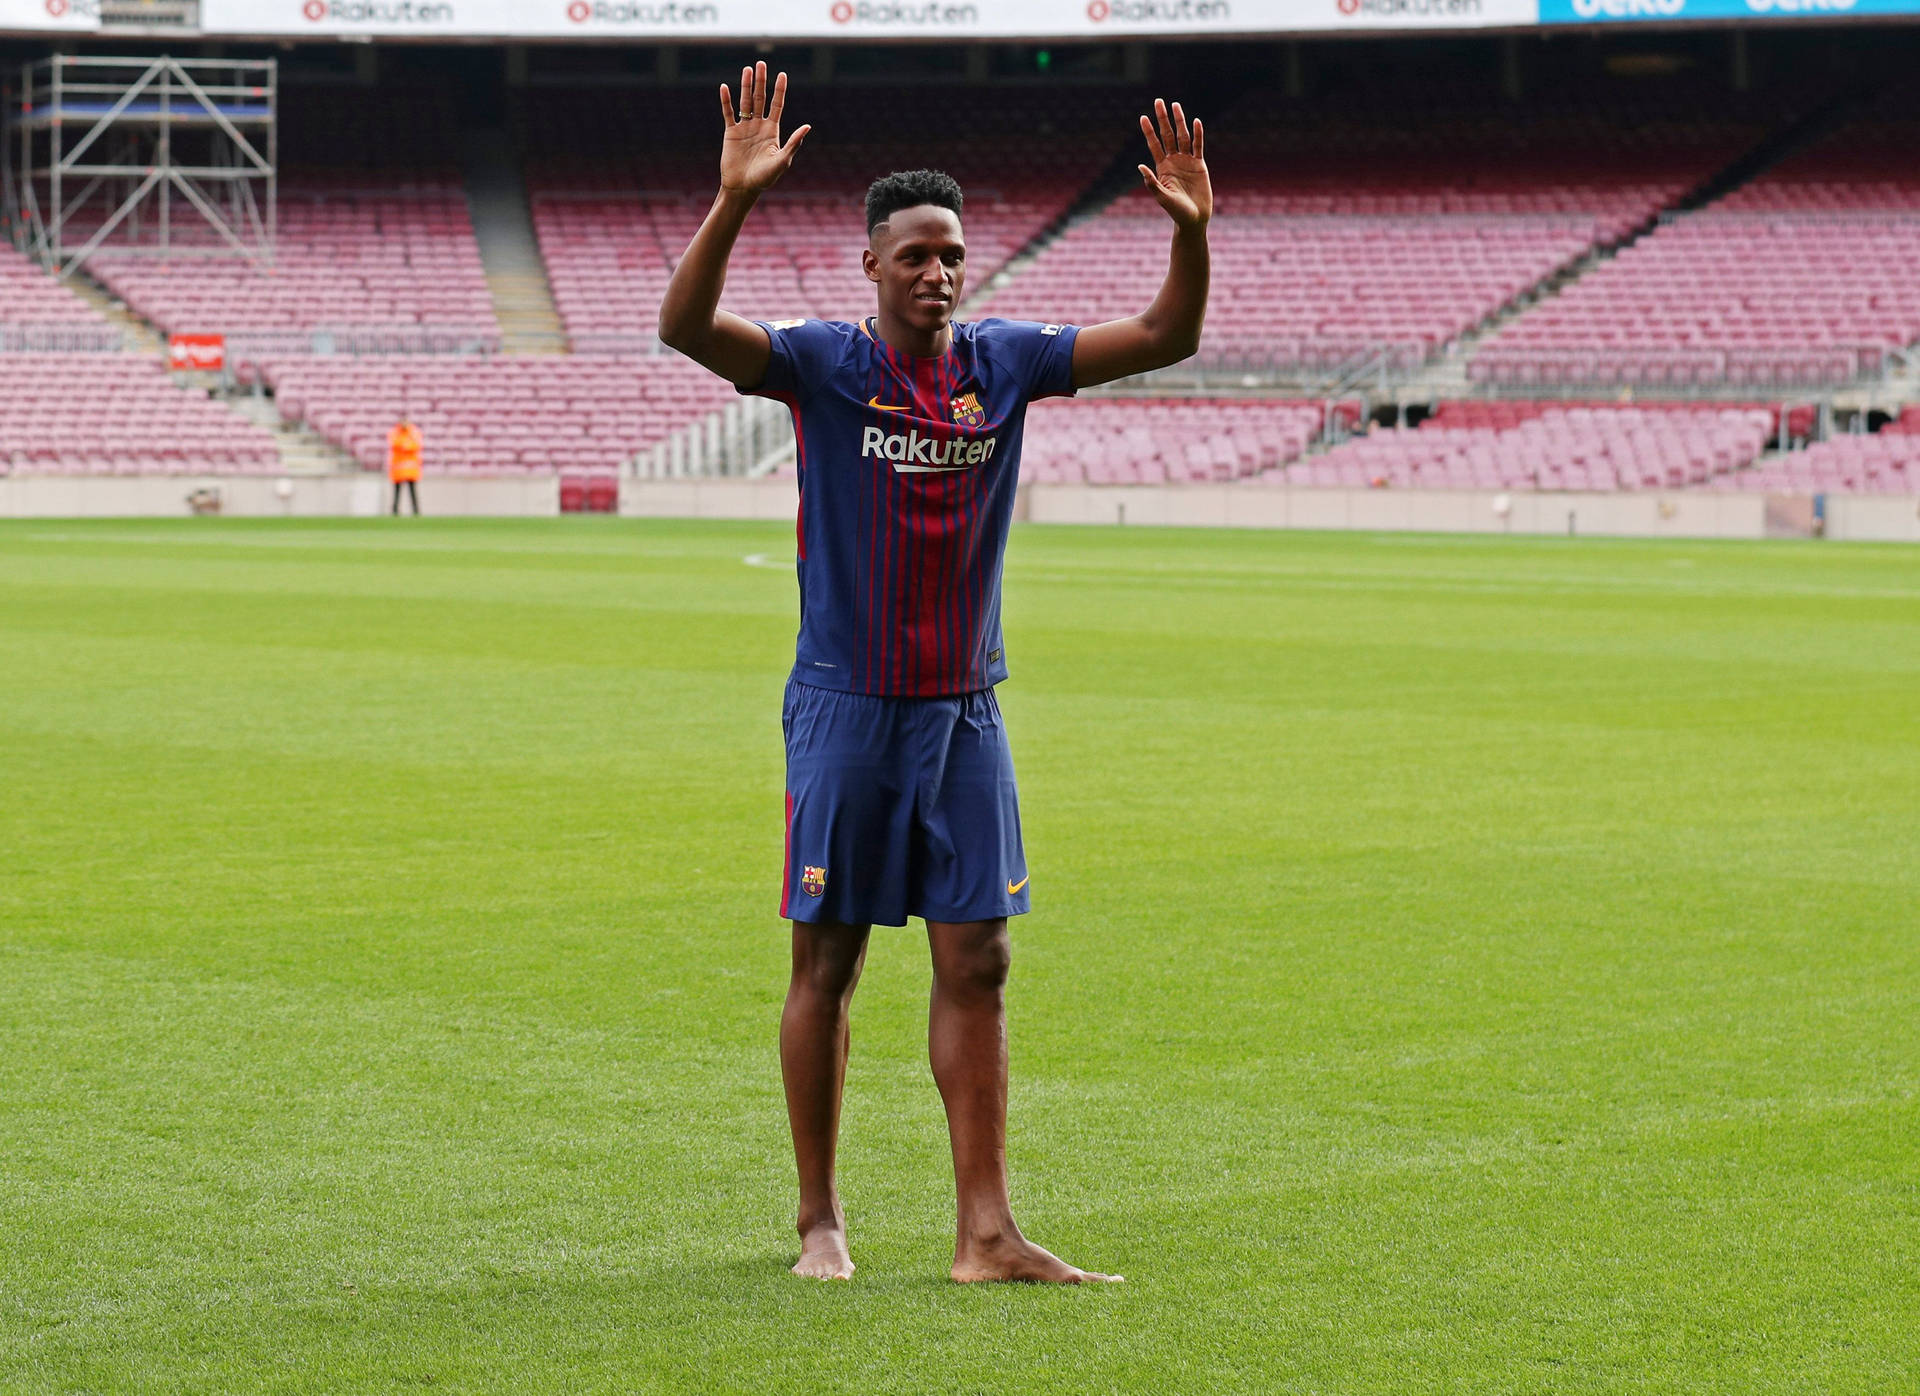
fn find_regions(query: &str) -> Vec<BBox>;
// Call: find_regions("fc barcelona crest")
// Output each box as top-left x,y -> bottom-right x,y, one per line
949,392 -> 986,429
801,865 -> 827,897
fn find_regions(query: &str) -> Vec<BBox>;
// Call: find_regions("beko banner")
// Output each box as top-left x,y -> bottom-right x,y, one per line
194,0 -> 1536,36
0,0 -> 101,30
1541,0 -> 1903,20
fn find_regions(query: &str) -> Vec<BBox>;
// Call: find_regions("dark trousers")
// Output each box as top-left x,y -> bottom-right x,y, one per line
391,479 -> 420,515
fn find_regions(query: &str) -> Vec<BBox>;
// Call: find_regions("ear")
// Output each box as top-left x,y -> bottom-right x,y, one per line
862,247 -> 880,284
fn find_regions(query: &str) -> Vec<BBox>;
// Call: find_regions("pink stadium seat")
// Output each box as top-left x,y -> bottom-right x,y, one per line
983,89 -> 1769,378
1474,101 -> 1920,389
266,355 -> 730,476
0,352 -> 280,475
516,85 -> 1137,352
1279,404 -> 1775,492
1021,398 -> 1324,485
1715,433 -> 1920,494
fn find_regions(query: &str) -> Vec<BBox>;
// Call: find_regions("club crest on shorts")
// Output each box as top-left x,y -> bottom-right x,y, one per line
949,392 -> 986,429
801,865 -> 827,897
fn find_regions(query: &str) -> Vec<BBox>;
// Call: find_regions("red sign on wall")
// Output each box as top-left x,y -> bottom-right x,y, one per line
168,333 -> 226,371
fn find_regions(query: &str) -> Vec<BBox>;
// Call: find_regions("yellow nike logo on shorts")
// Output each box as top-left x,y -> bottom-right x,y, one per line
868,396 -> 912,412
1007,875 -> 1029,896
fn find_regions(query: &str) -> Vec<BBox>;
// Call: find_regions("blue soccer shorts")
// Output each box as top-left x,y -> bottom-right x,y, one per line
781,677 -> 1031,928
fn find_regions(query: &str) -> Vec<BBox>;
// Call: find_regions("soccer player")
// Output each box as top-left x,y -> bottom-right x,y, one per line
658,63 -> 1210,1284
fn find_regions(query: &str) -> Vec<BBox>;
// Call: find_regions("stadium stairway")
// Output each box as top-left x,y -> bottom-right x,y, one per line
71,261 -> 354,474
226,391 -> 359,476
1467,95 -> 1882,398
63,273 -> 163,358
462,128 -> 568,355
1363,97 -> 1869,416
972,147 -> 1150,316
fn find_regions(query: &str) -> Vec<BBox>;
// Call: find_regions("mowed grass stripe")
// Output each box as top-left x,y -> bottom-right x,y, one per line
2,519 -> 1914,1394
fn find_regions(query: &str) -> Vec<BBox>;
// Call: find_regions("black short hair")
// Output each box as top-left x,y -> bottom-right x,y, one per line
865,169 -> 963,235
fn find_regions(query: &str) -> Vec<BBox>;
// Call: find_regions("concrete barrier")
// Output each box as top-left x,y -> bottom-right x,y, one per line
618,477 -> 797,520
0,473 -> 558,518
1023,484 -> 1776,539
4,473 -> 1911,544
1825,494 -> 1920,543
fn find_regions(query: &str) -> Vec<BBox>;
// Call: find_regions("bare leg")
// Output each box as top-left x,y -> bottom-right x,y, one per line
780,919 -> 870,1279
927,918 -> 1121,1284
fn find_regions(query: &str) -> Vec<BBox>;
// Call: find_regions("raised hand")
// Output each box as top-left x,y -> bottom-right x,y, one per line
719,61 -> 810,196
1137,98 -> 1211,229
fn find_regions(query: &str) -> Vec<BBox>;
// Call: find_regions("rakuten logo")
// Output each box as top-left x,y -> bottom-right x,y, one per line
1747,0 -> 1854,10
566,0 -> 719,19
861,427 -> 997,472
1337,0 -> 1482,16
1086,0 -> 1232,21
829,0 -> 978,22
301,0 -> 455,20
1568,0 -> 1682,15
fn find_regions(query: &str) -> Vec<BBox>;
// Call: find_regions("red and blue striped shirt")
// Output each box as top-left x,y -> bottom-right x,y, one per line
744,316 -> 1079,698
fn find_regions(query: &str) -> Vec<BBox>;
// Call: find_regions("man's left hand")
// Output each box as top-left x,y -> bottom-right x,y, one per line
1137,98 -> 1211,230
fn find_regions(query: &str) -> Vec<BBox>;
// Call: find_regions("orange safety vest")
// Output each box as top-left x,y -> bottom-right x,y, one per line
388,423 -> 423,483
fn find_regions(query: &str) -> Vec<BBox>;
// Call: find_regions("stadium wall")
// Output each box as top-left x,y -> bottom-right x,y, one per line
5,476 -> 1914,538
618,480 -> 1920,540
0,474 -> 556,518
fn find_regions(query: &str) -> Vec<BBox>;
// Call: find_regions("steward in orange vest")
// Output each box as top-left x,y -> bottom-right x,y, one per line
388,420 -> 423,515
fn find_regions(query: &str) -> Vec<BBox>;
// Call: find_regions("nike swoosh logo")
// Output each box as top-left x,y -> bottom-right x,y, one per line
1007,876 -> 1029,896
868,396 -> 912,412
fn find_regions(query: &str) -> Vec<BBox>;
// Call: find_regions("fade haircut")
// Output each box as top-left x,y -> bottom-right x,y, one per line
865,169 -> 964,236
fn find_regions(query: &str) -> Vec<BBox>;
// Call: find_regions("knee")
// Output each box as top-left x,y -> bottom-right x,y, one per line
790,926 -> 867,1007
935,925 -> 1011,1000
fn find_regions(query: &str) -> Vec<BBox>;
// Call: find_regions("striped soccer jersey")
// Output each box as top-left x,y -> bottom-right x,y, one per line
743,316 -> 1079,697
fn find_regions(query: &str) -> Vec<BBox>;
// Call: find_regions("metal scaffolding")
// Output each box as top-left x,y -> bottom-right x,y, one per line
8,54 -> 275,279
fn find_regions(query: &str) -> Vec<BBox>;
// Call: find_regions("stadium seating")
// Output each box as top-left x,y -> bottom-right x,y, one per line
61,93 -> 499,373
84,172 -> 500,374
517,85 -> 1135,351
984,92 -> 1770,378
1420,399 -> 1812,440
0,354 -> 280,474
263,354 -> 733,475
1474,101 -> 1920,390
1720,434 -> 1920,494
1020,397 -> 1325,485
1269,405 -> 1775,491
0,244 -> 121,350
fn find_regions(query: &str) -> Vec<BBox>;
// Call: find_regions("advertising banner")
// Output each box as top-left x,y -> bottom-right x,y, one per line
1540,0 -> 1900,22
169,334 -> 228,372
195,0 -> 1536,37
0,0 -> 101,30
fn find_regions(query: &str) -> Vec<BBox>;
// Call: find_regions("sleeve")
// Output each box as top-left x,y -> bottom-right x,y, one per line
738,319 -> 846,403
982,319 -> 1080,402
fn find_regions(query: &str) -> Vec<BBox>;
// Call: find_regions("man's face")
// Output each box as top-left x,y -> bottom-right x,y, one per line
864,204 -> 965,337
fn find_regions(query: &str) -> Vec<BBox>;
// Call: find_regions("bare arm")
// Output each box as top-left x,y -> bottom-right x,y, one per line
1071,99 -> 1212,390
657,62 -> 811,388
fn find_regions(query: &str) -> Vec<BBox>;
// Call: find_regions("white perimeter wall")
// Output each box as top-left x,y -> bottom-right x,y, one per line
0,474 -> 557,518
622,480 -> 1919,543
4,475 -> 1916,542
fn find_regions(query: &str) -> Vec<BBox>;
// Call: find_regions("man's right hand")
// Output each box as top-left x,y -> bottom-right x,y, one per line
720,61 -> 810,196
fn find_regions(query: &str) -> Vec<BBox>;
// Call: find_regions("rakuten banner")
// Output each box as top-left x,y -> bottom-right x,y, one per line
0,0 -> 101,31
1541,0 -> 1910,21
198,0 -> 1534,35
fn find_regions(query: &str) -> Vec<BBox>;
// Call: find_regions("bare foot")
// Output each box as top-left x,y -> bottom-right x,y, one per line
792,1221 -> 854,1281
951,1231 -> 1122,1284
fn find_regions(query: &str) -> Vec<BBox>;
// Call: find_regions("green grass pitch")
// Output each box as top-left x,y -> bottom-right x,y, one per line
2,518 -> 1916,1394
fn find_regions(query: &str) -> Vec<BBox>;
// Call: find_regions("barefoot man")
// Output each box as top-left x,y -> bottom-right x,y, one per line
658,63 -> 1211,1282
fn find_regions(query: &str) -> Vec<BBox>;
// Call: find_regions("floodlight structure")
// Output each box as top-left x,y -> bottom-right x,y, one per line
7,54 -> 275,280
